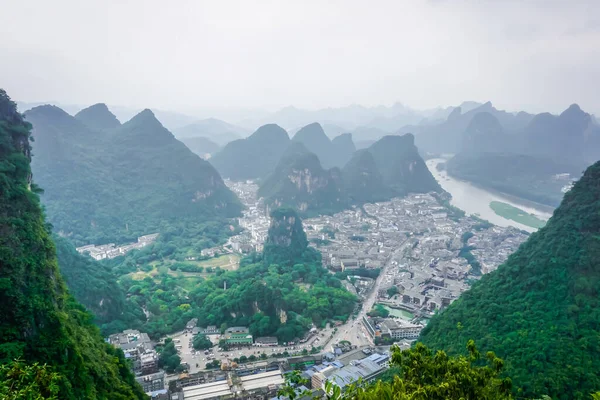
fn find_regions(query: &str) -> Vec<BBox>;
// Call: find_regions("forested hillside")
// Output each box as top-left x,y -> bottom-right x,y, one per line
420,159 -> 600,399
0,89 -> 145,399
54,235 -> 138,326
27,104 -> 241,245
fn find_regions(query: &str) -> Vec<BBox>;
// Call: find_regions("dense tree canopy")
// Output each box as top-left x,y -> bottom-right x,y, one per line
158,339 -> 182,373
192,334 -> 213,351
54,235 -> 130,324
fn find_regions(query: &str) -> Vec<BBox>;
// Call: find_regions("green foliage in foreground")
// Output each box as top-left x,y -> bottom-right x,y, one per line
0,361 -> 61,400
420,159 -> 600,399
0,89 -> 145,399
280,341 -> 513,399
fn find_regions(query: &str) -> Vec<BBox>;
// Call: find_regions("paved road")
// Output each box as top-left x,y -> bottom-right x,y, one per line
165,330 -> 324,379
327,239 -> 410,348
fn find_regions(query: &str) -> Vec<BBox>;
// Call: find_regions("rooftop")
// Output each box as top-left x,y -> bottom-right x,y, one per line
241,370 -> 285,392
182,380 -> 232,400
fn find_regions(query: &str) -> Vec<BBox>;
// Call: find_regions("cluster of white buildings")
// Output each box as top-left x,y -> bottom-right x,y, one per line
76,233 -> 159,260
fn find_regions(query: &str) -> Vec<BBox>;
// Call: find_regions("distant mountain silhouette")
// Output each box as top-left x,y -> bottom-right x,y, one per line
403,102 -> 534,154
27,105 -> 241,244
172,118 -> 247,145
180,136 -> 220,158
342,149 -> 392,203
210,124 -> 290,180
75,103 -> 121,131
461,112 -> 506,153
366,134 -> 442,194
445,103 -> 600,207
523,104 -> 600,164
292,123 -> 336,168
331,133 -> 356,168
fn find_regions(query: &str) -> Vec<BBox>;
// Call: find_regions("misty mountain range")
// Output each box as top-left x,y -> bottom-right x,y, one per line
17,99 -> 489,140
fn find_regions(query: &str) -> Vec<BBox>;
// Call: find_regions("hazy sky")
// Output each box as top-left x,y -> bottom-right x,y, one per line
2,0 -> 599,115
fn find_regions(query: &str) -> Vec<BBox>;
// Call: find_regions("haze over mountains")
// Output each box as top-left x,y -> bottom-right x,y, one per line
255,127 -> 441,216
439,103 -> 600,207
7,93 -> 600,400
26,102 -> 242,245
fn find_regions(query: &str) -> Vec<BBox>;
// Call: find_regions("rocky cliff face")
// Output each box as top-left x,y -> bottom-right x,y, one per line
258,142 -> 347,216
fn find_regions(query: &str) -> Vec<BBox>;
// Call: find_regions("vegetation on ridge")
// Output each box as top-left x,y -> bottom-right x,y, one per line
0,89 -> 145,399
420,159 -> 600,399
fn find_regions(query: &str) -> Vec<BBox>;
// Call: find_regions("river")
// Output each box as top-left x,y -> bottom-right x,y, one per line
426,158 -> 554,233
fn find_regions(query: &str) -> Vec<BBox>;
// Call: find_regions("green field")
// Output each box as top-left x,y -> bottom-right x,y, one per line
489,201 -> 547,229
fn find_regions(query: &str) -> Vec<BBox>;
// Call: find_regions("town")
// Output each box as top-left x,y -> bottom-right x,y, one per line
108,180 -> 529,399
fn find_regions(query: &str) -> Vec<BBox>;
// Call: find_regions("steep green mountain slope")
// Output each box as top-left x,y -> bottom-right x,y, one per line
367,134 -> 442,194
420,160 -> 600,399
0,89 -> 145,399
258,142 -> 347,216
54,235 -> 133,326
342,149 -> 392,204
210,123 -> 290,180
27,105 -> 241,245
75,103 -> 121,131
